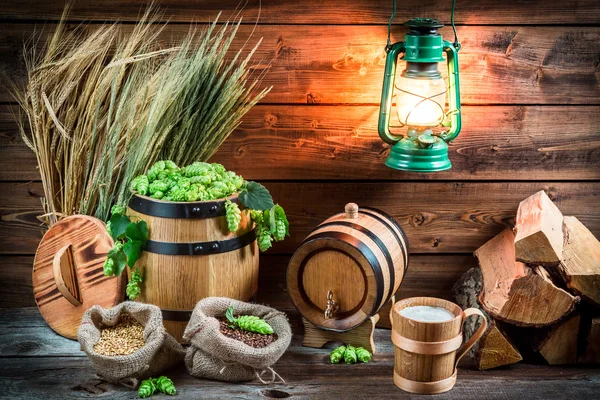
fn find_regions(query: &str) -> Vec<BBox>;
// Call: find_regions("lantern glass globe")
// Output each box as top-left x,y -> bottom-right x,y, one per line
396,76 -> 446,128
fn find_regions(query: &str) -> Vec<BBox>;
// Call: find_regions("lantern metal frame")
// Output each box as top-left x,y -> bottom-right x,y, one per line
378,1 -> 462,172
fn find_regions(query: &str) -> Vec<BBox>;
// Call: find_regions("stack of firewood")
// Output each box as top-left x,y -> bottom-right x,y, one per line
454,190 -> 600,370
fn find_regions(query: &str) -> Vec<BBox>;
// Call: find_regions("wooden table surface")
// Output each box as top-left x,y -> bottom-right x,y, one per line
1,307 -> 599,399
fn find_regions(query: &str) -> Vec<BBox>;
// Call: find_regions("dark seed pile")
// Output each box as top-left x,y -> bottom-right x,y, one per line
219,320 -> 278,348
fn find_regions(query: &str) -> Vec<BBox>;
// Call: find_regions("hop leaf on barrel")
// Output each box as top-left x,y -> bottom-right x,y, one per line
156,376 -> 176,395
138,378 -> 157,398
356,347 -> 372,363
330,345 -> 346,364
225,306 -> 274,335
225,200 -> 242,233
343,345 -> 357,364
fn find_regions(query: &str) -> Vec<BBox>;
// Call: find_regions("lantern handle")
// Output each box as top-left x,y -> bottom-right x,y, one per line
378,41 -> 405,145
440,40 -> 462,143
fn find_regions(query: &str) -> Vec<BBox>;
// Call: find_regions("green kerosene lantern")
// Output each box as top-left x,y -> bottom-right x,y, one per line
378,5 -> 462,172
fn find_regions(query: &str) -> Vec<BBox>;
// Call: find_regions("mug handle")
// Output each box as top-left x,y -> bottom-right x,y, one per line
455,308 -> 488,366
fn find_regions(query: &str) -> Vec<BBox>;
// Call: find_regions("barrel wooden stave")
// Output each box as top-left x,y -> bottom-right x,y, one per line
127,193 -> 259,341
287,203 -> 408,332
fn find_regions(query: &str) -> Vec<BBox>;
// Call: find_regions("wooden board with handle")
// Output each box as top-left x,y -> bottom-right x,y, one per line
32,215 -> 124,339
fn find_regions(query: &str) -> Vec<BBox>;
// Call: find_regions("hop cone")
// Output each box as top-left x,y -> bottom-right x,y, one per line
258,227 -> 273,252
149,180 -> 168,195
138,378 -> 156,398
137,175 -> 150,196
356,347 -> 372,363
164,160 -> 178,170
236,315 -> 274,334
274,219 -> 286,241
103,258 -> 114,276
330,345 -> 346,364
225,200 -> 242,232
150,191 -> 164,200
344,345 -> 357,364
156,376 -> 176,395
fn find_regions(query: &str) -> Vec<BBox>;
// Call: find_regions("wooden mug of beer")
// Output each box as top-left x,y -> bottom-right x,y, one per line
391,297 -> 487,394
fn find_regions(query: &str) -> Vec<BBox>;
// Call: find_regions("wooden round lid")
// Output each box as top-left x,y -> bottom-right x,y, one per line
32,215 -> 125,339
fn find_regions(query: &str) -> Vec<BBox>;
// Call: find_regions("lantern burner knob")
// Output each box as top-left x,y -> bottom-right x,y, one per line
405,18 -> 444,36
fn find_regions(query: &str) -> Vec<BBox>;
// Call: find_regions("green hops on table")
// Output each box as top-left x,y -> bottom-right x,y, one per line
106,221 -> 112,237
138,378 -> 157,398
211,163 -> 226,175
156,376 -> 176,395
356,347 -> 372,363
225,200 -> 242,233
343,345 -> 357,364
330,345 -> 346,364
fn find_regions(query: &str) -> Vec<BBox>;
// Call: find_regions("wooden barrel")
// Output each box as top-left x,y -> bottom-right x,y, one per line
127,193 -> 259,341
287,203 -> 409,332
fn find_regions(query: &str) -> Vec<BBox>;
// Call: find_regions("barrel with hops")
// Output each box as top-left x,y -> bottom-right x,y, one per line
127,193 -> 258,341
287,203 -> 409,331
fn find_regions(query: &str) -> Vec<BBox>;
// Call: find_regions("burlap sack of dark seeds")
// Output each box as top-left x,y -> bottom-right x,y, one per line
183,297 -> 292,382
78,302 -> 185,385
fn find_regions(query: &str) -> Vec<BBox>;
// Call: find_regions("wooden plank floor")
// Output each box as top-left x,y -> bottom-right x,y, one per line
1,308 -> 599,399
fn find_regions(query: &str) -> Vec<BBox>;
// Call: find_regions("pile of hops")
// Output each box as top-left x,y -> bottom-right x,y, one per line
130,161 -> 244,202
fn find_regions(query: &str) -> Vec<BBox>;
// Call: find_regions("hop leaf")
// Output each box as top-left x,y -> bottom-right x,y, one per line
344,345 -> 357,364
138,378 -> 157,398
239,181 -> 274,211
356,347 -> 372,363
225,200 -> 242,233
156,376 -> 176,395
330,345 -> 346,364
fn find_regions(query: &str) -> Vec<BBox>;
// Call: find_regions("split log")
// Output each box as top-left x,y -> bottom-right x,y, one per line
453,267 -> 522,370
579,317 -> 600,364
535,314 -> 581,365
559,216 -> 600,307
514,190 -> 564,265
475,228 -> 578,327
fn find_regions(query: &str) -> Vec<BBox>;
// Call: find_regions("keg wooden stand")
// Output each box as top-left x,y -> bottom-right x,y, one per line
287,203 -> 409,353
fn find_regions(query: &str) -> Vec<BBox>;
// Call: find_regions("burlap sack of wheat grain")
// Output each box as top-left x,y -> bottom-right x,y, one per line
78,302 -> 185,386
183,297 -> 292,382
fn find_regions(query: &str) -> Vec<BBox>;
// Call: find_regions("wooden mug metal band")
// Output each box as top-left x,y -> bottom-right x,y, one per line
455,307 -> 488,367
392,330 -> 463,355
394,370 -> 457,395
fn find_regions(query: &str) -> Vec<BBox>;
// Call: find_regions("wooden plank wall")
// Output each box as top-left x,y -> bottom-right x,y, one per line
0,0 -> 599,309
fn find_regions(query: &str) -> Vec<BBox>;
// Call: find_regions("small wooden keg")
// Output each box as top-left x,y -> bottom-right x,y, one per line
128,193 -> 259,341
392,297 -> 487,394
287,203 -> 408,332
